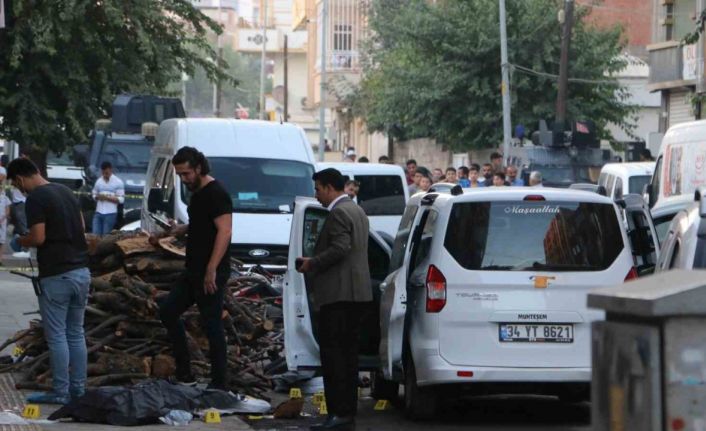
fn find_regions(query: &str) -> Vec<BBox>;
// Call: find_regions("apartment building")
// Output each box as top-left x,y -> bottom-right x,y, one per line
647,0 -> 704,131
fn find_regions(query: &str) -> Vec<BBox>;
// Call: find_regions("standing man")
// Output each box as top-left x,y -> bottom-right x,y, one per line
154,147 -> 232,390
7,158 -> 90,404
490,152 -> 504,173
296,168 -> 371,430
529,171 -> 544,187
505,166 -> 525,186
479,163 -> 494,185
91,161 -> 125,235
405,159 -> 417,185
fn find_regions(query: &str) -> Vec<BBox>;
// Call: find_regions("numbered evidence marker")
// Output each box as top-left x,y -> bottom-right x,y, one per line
289,388 -> 302,399
12,345 -> 24,357
22,404 -> 40,419
312,391 -> 325,406
374,400 -> 390,411
204,409 -> 221,423
318,401 -> 328,415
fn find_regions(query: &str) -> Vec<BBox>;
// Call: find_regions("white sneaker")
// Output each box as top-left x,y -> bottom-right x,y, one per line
12,251 -> 30,258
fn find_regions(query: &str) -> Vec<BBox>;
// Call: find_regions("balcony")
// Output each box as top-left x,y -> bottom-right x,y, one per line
647,41 -> 698,91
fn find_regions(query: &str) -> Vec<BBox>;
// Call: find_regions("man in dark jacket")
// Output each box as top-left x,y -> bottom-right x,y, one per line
296,168 -> 371,430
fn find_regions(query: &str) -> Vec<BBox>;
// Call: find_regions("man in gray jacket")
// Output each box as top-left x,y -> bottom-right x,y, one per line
297,168 -> 371,430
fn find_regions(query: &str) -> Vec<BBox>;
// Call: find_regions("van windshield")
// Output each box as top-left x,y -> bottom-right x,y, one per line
356,174 -> 406,216
444,201 -> 624,271
99,141 -> 152,171
183,157 -> 314,213
47,150 -> 75,166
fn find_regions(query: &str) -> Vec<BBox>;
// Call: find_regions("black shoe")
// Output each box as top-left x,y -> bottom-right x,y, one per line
310,415 -> 355,430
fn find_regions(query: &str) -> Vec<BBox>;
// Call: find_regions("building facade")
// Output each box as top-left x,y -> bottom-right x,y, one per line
648,0 -> 704,132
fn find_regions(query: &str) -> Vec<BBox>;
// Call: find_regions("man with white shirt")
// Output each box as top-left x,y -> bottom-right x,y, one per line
91,162 -> 124,235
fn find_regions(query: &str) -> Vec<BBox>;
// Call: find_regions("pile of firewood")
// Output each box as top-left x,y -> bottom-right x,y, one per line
0,231 -> 285,399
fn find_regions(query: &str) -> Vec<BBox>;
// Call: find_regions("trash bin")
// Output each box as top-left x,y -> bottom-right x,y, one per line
588,270 -> 706,431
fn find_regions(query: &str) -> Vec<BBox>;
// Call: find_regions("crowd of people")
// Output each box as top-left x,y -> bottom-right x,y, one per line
342,147 -> 544,195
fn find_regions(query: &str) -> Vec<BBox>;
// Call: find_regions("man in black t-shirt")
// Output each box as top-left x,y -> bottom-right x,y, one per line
7,158 -> 90,405
153,147 -> 233,389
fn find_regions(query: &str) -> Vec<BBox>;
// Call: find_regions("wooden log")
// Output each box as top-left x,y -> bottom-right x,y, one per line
157,236 -> 186,258
94,351 -> 152,375
151,354 -> 176,378
135,257 -> 185,274
0,328 -> 33,353
116,235 -> 156,257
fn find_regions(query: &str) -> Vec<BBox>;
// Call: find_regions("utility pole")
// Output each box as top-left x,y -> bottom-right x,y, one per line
697,0 -> 705,118
318,0 -> 328,162
499,0 -> 512,166
213,0 -> 223,117
284,35 -> 289,122
555,0 -> 574,139
259,0 -> 268,120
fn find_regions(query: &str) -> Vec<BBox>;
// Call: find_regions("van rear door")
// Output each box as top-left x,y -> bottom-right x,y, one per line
435,198 -> 632,368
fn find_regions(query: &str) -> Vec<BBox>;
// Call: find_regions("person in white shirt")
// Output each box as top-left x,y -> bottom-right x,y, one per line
91,162 -> 125,235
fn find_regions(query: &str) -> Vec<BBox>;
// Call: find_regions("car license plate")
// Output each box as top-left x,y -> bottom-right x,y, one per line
499,323 -> 573,343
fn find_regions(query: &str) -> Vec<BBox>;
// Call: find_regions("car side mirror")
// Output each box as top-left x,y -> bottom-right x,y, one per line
147,188 -> 166,213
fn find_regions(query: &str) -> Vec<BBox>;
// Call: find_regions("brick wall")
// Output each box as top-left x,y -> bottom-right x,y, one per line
583,0 -> 653,55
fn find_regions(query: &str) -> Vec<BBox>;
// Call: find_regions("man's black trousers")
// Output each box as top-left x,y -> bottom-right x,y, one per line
158,272 -> 229,388
319,301 -> 367,418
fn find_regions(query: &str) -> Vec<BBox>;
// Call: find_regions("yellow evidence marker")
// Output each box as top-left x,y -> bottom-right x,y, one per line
204,409 -> 221,423
318,401 -> 328,415
374,400 -> 390,411
12,346 -> 24,357
22,404 -> 40,419
289,388 -> 302,399
312,391 -> 325,406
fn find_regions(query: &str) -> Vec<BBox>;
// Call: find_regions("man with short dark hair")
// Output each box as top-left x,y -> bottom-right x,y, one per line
492,172 -> 508,187
640,149 -> 654,161
505,166 -> 524,186
469,165 -> 483,187
445,167 -> 458,184
405,159 -> 417,185
378,155 -> 391,164
153,146 -> 233,390
296,168 -> 371,430
91,161 -> 125,235
490,152 -> 503,173
357,156 -> 369,163
8,158 -> 89,405
457,166 -> 471,187
480,163 -> 493,185
344,180 -> 360,199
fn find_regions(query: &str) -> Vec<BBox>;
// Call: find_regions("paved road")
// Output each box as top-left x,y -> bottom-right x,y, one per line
0,271 -> 593,430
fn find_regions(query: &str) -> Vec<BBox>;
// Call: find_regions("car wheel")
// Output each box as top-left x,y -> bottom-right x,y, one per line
558,384 -> 590,403
404,356 -> 437,420
370,369 -> 399,401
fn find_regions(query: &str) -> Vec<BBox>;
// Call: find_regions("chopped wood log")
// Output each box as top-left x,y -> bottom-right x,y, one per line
93,352 -> 152,376
158,236 -> 186,258
133,257 -> 184,275
116,235 -> 156,257
151,354 -> 176,378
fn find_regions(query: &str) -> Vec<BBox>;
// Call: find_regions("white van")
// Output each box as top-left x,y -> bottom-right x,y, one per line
142,119 -> 316,270
316,162 -> 409,239
598,162 -> 654,201
646,120 -> 706,239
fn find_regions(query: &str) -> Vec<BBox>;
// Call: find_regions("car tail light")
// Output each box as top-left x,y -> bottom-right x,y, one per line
625,267 -> 638,281
457,371 -> 474,378
426,265 -> 447,313
523,195 -> 546,201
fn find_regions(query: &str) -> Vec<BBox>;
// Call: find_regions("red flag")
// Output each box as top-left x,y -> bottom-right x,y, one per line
575,122 -> 589,134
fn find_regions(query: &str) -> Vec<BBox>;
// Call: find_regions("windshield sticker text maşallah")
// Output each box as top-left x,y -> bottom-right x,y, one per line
504,205 -> 560,215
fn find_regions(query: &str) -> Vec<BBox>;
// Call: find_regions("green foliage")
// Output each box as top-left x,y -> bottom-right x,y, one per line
356,0 -> 637,151
178,46 -> 270,118
0,0 -> 235,153
683,8 -> 706,45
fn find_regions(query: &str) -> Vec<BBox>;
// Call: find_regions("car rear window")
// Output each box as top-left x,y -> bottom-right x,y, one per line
444,201 -> 624,271
356,175 -> 406,216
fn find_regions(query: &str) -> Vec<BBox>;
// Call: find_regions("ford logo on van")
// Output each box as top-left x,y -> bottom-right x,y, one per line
249,249 -> 270,258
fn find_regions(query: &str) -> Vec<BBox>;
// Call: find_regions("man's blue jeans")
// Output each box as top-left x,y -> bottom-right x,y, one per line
38,267 -> 90,398
92,212 -> 117,235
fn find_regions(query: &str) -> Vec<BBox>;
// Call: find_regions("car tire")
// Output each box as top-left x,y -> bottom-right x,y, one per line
403,356 -> 437,420
558,384 -> 590,403
370,369 -> 399,401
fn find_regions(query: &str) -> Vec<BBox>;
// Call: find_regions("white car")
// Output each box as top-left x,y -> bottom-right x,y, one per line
598,162 -> 654,201
655,188 -> 706,271
374,187 -> 636,419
